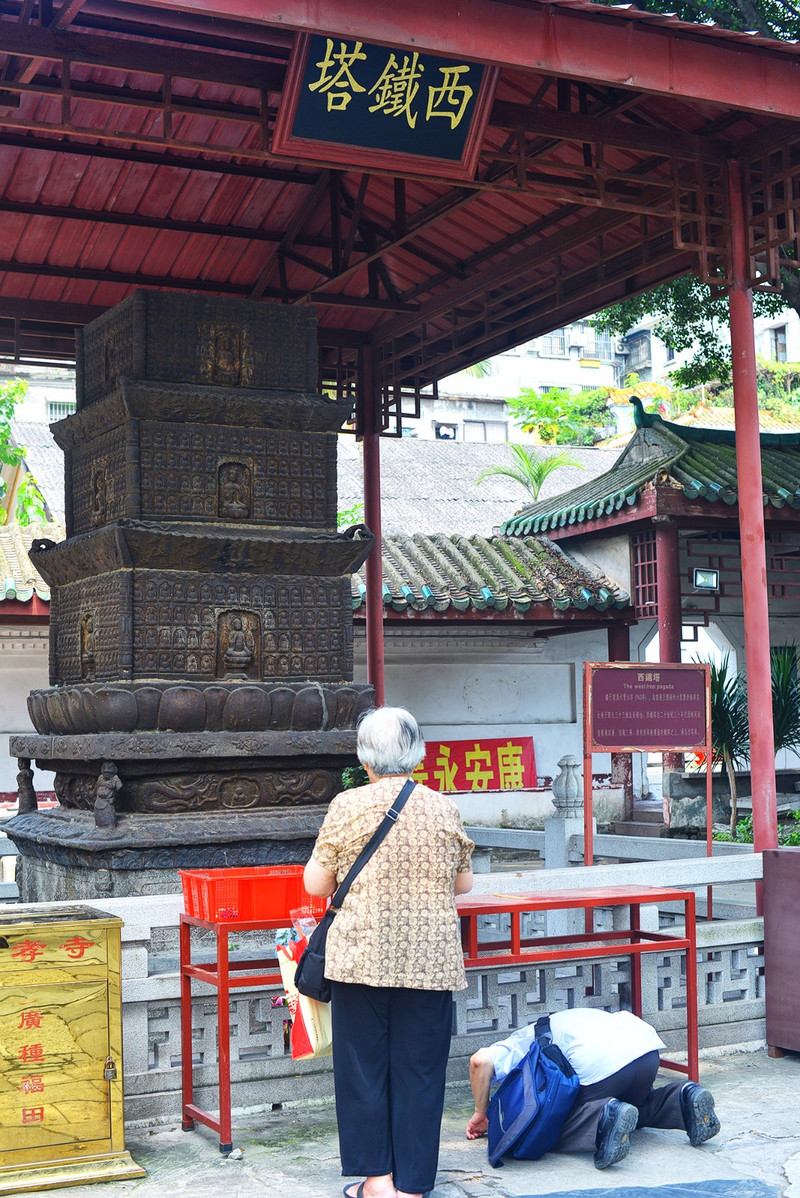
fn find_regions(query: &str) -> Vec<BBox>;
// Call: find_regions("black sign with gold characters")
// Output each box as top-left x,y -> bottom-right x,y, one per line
273,33 -> 497,179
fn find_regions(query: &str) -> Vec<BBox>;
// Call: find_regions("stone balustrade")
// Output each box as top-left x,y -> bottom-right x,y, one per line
0,848 -> 764,1124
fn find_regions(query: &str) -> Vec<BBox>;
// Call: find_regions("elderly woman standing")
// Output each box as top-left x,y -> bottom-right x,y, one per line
304,706 -> 474,1198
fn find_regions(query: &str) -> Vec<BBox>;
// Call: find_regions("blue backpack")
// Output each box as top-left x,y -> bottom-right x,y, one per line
487,1017 -> 580,1167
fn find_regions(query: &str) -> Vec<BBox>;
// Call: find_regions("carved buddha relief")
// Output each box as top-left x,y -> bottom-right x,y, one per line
90,463 -> 109,527
218,461 -> 252,520
216,610 -> 261,680
80,613 -> 97,681
212,324 -> 241,385
103,334 -> 117,389
199,320 -> 255,386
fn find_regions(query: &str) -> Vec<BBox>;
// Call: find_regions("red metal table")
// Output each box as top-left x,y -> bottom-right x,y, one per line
179,911 -> 286,1154
457,884 -> 698,1081
180,884 -> 698,1153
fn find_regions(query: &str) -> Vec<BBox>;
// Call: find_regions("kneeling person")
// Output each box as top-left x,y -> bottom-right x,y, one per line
467,1008 -> 719,1169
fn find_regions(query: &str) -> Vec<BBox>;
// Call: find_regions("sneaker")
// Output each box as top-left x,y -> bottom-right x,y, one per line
593,1099 -> 638,1169
680,1083 -> 720,1146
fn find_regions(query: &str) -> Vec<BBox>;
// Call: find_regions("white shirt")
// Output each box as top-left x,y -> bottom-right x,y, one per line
486,1009 -> 665,1086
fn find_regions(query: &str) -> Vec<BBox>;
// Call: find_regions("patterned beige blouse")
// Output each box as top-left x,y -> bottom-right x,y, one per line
311,776 -> 474,991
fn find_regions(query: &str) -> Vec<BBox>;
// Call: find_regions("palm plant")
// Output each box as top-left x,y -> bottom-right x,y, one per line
475,444 -> 582,502
706,656 -> 750,835
770,645 -> 800,756
704,646 -> 800,836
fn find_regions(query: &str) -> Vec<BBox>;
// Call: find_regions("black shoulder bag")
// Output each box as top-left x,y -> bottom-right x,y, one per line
294,778 -> 416,1003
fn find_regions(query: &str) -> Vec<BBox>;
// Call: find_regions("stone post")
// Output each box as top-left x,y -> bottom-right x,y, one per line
544,755 -> 591,936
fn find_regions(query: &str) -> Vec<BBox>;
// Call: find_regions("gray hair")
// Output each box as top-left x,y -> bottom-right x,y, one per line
356,706 -> 426,777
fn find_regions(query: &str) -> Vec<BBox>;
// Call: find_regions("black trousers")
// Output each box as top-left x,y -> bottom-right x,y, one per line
330,980 -> 453,1194
556,1049 -> 686,1153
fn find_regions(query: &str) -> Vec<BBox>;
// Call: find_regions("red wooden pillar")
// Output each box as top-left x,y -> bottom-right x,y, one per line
727,158 -> 777,854
654,517 -> 682,666
654,515 -> 684,815
359,345 -> 386,707
607,621 -> 633,816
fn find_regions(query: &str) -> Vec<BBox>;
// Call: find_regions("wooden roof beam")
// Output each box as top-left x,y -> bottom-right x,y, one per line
0,21 -> 286,90
152,0 -> 800,120
489,100 -> 732,160
0,197 -> 356,249
0,130 -> 319,182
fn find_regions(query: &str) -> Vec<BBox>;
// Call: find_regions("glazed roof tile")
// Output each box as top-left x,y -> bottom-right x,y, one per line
0,520 -> 65,602
10,420 -> 66,525
502,400 -> 800,535
337,437 -> 619,537
352,533 -> 629,614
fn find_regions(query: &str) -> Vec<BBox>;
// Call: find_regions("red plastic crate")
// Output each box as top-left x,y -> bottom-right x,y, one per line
179,865 -> 327,922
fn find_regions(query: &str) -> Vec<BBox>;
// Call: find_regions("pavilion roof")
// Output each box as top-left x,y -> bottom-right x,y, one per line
1,0 -> 800,431
501,400 -> 800,535
0,520 -> 63,602
351,532 -> 629,615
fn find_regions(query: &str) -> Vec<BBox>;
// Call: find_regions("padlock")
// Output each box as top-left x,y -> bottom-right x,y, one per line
104,1056 -> 118,1081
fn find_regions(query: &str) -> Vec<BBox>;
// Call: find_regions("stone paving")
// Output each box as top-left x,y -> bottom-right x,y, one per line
36,1044 -> 800,1198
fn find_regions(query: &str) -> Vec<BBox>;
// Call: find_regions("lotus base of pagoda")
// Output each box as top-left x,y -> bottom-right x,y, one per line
6,805 -> 328,901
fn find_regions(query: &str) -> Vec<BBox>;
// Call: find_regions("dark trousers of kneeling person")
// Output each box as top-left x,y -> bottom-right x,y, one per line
330,981 -> 453,1195
556,1049 -> 685,1152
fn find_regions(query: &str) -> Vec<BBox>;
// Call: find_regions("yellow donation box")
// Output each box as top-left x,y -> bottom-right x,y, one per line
0,904 -> 145,1193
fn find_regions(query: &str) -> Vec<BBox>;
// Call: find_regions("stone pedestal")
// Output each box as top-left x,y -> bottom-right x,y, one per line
7,292 -> 374,899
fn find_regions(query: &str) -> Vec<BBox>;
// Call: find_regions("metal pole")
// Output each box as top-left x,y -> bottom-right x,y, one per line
727,158 -> 777,855
360,345 -> 386,707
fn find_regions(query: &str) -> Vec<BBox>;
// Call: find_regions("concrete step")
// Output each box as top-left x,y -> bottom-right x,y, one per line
631,805 -> 665,823
611,819 -> 665,837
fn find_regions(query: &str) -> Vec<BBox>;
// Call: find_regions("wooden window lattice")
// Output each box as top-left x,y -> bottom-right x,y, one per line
632,530 -> 658,618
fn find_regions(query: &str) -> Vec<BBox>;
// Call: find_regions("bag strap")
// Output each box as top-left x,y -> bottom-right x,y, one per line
329,777 -> 416,913
534,1015 -> 552,1045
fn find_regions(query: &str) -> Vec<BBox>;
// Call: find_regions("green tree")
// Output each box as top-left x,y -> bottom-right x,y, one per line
594,0 -> 799,40
506,385 -> 611,445
594,276 -> 787,388
0,379 -> 47,525
475,443 -> 582,500
337,500 -> 364,529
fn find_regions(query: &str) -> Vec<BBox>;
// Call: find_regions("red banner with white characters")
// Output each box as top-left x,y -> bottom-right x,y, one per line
412,737 -> 537,793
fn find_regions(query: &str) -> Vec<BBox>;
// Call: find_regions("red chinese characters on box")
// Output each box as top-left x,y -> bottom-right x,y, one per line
412,737 -> 536,793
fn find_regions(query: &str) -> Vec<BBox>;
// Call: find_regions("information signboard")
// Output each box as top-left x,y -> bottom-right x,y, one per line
273,33 -> 497,179
588,664 -> 708,752
581,661 -> 712,870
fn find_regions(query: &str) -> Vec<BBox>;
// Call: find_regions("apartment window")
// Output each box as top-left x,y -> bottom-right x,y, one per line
463,420 -> 508,442
771,325 -> 788,362
625,332 -> 652,373
578,329 -> 614,361
47,398 -> 76,421
434,422 -> 458,440
538,329 -> 566,357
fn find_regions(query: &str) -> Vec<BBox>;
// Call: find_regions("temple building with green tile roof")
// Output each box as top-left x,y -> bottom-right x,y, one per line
503,398 -> 800,813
